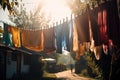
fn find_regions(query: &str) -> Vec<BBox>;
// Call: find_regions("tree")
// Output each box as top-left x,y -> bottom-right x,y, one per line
0,0 -> 19,15
85,51 -> 103,79
66,0 -> 101,15
9,1 -> 50,29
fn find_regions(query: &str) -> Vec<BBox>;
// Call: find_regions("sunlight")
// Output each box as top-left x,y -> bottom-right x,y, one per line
23,0 -> 72,23
41,0 -> 72,23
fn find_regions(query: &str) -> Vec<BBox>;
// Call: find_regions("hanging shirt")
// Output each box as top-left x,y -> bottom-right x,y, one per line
62,21 -> 69,50
2,23 -> 12,46
98,5 -> 108,45
74,13 -> 90,43
54,20 -> 73,53
21,30 -> 44,52
73,13 -> 90,60
54,23 -> 63,53
7,26 -> 21,47
68,19 -> 73,51
62,20 -> 72,52
73,19 -> 79,52
43,27 -> 56,53
106,0 -> 120,47
72,18 -> 79,60
89,7 -> 101,46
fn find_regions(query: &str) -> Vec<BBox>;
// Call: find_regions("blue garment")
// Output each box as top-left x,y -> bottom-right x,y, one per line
62,21 -> 69,50
55,19 -> 73,53
68,19 -> 73,52
2,23 -> 12,46
55,24 -> 63,53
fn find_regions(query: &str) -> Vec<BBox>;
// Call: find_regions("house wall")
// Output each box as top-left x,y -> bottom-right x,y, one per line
21,54 -> 30,73
6,53 -> 30,79
6,61 -> 17,79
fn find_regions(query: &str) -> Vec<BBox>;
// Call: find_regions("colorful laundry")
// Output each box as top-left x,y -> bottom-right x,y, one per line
7,26 -> 21,47
74,13 -> 90,43
21,30 -> 44,52
43,27 -> 56,53
2,23 -> 12,46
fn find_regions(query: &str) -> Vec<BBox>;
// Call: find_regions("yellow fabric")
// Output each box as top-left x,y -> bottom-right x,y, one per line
79,43 -> 85,56
76,43 -> 85,60
73,20 -> 79,52
93,46 -> 102,60
0,28 -> 3,33
21,30 -> 44,52
72,20 -> 80,60
8,26 -> 21,47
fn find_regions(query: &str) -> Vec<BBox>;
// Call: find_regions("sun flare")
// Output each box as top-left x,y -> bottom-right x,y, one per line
41,0 -> 72,23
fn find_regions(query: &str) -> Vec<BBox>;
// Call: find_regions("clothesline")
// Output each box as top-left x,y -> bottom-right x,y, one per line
20,15 -> 74,31
1,0 -> 119,60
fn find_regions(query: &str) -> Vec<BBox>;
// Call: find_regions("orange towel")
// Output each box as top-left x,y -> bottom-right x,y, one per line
72,20 -> 80,60
21,30 -> 44,52
7,26 -> 21,47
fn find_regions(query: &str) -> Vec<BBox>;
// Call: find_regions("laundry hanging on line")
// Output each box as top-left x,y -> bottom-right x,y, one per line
1,0 -> 119,56
2,23 -> 13,46
21,29 -> 44,52
7,26 -> 21,47
43,27 -> 56,53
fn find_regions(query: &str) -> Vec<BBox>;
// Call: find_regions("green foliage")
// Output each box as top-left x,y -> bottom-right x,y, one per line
84,51 -> 103,79
66,0 -> 88,15
10,10 -> 29,28
9,5 -> 50,29
66,0 -> 108,15
0,0 -> 18,15
81,69 -> 89,76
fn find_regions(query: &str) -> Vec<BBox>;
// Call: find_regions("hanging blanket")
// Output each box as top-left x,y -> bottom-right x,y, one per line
43,27 -> 56,53
21,30 -> 44,52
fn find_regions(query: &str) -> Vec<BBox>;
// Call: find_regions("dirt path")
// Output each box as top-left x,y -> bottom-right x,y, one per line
55,70 -> 95,80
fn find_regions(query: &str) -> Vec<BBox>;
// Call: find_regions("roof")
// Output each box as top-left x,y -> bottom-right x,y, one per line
0,44 -> 32,55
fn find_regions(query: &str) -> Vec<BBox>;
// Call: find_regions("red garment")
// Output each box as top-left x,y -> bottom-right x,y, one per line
98,9 -> 108,44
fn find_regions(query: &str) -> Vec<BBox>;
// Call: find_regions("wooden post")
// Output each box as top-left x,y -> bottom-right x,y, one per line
4,50 -> 7,80
2,49 -> 12,80
16,51 -> 22,80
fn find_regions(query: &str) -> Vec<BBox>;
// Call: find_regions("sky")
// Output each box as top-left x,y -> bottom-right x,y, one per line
22,0 -> 39,12
22,0 -> 72,23
0,0 -> 72,26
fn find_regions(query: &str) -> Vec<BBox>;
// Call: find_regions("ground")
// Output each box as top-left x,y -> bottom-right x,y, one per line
43,69 -> 96,80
